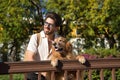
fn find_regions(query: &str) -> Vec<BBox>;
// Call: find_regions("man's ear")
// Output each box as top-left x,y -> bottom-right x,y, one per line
66,42 -> 72,52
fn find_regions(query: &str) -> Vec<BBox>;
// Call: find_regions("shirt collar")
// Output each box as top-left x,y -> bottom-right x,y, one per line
40,30 -> 46,38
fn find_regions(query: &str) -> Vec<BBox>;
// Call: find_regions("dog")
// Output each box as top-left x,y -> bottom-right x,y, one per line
46,36 -> 86,80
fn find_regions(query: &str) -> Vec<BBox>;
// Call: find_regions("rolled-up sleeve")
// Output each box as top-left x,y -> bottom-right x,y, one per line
27,34 -> 37,54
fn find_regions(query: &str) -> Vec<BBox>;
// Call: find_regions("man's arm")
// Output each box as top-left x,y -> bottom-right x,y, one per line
24,34 -> 38,61
24,50 -> 35,61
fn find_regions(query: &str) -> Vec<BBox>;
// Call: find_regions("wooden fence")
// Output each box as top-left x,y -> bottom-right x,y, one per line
0,58 -> 120,80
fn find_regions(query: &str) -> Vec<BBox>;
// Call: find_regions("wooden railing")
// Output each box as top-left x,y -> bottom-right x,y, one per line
0,58 -> 120,80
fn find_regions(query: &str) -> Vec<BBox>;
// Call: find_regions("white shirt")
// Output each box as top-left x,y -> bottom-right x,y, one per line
27,31 -> 58,61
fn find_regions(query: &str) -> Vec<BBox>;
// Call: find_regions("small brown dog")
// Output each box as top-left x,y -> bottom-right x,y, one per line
46,36 -> 86,80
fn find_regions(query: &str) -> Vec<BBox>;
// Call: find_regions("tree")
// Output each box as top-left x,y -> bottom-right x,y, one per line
82,0 -> 120,48
45,0 -> 120,49
0,0 -> 44,61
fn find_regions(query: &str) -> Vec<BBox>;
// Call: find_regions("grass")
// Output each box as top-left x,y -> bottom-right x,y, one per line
0,74 -> 24,80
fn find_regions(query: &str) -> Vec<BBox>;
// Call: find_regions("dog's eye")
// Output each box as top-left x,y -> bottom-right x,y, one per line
59,40 -> 62,42
62,40 -> 65,42
52,42 -> 56,45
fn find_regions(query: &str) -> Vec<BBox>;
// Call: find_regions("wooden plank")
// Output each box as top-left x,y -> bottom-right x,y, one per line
0,58 -> 120,74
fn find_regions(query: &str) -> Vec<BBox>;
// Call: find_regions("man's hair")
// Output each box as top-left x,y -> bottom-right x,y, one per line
45,12 -> 62,27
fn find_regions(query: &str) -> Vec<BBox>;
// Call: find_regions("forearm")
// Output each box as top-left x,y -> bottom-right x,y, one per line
24,50 -> 35,61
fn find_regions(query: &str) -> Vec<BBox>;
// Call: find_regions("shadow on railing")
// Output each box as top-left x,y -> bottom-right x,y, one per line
0,58 -> 120,80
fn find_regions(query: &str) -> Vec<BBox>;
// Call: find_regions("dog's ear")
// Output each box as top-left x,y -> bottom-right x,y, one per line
66,42 -> 72,52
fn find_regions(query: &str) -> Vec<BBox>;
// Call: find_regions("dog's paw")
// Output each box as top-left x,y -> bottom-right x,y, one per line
76,56 -> 86,64
51,59 -> 58,67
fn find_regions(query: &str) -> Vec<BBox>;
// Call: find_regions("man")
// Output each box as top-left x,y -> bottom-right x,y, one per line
24,12 -> 62,80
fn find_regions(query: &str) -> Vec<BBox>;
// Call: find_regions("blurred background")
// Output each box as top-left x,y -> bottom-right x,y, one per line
0,0 -> 120,62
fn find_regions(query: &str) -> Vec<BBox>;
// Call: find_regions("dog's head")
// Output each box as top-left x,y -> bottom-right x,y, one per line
52,37 -> 72,55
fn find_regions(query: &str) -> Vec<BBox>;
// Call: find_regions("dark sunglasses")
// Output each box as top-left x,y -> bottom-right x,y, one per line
44,22 -> 55,28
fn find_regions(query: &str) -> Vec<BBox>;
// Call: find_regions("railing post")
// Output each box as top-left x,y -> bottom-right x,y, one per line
88,70 -> 92,80
76,70 -> 80,80
64,70 -> 68,80
9,74 -> 13,80
51,71 -> 55,80
112,69 -> 116,80
38,72 -> 42,80
100,69 -> 104,80
24,73 -> 27,80
76,70 -> 84,80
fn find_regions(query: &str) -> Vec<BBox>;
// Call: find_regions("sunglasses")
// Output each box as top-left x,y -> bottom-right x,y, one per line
44,22 -> 55,28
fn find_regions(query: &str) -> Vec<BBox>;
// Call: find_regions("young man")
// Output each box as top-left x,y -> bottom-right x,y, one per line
24,12 -> 62,80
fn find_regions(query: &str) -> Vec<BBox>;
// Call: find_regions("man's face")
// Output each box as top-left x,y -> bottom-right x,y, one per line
44,18 -> 57,35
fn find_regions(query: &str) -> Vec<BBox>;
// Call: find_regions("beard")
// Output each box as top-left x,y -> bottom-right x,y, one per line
44,30 -> 54,35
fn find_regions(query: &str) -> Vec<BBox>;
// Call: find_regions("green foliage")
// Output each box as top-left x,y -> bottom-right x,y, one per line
0,74 -> 24,80
84,48 -> 120,58
0,0 -> 30,61
0,0 -> 31,42
116,69 -> 120,79
84,69 -> 120,80
0,0 -> 43,61
45,0 -> 120,49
